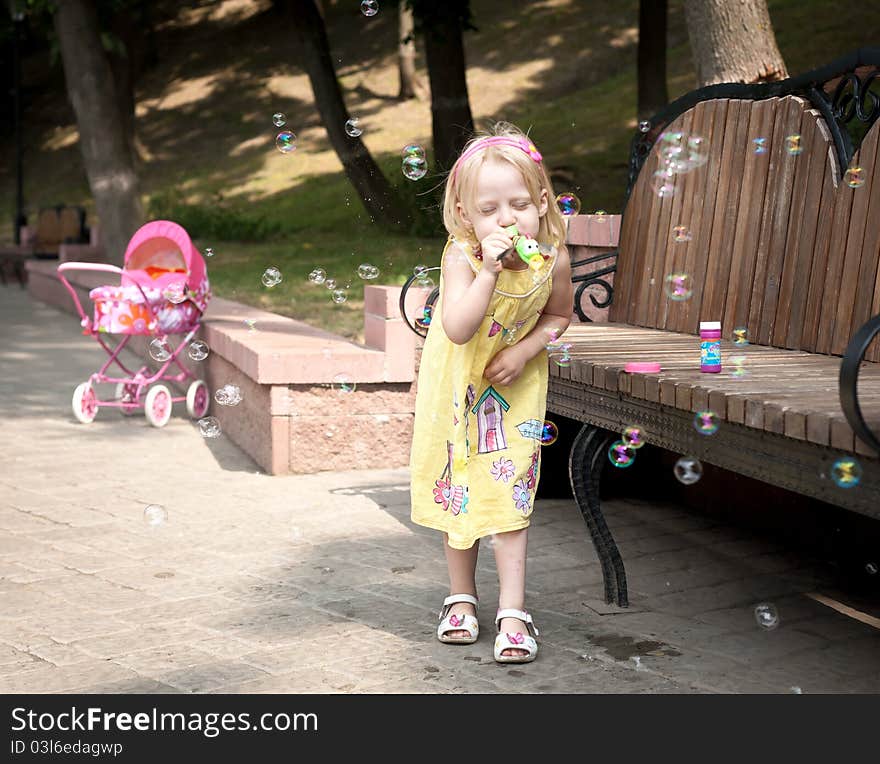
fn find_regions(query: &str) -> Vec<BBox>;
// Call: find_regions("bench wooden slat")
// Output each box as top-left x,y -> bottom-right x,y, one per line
750,97 -> 801,345
700,100 -> 752,333
832,120 -> 880,354
659,104 -> 707,332
814,149 -> 856,355
780,111 -> 831,349
723,99 -> 779,337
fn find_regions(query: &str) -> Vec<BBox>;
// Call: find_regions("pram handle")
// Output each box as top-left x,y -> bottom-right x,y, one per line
57,261 -> 156,329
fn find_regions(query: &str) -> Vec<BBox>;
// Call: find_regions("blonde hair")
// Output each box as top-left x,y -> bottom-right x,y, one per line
442,122 -> 566,250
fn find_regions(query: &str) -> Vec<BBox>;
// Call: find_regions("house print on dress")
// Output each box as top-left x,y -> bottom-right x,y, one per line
472,386 -> 509,454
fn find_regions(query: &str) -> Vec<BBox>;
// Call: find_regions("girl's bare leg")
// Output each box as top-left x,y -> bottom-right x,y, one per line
443,534 -> 479,639
492,528 -> 529,658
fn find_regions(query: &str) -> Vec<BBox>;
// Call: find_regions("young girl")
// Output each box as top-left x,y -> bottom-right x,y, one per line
409,123 -> 573,663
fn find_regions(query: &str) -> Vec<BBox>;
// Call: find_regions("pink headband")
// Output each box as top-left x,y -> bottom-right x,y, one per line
451,136 -> 543,183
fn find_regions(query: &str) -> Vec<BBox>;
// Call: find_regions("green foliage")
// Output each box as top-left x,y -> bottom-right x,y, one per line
146,189 -> 284,242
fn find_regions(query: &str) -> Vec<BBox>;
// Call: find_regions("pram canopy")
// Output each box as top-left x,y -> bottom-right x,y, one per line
89,220 -> 211,336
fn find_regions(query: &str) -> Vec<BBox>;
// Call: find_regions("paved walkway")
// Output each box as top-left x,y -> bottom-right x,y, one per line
1,285 -> 878,693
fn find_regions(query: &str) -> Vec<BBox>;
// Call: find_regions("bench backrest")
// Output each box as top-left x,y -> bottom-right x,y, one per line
611,85 -> 880,363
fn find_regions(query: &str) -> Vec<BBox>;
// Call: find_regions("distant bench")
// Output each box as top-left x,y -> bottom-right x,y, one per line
547,48 -> 880,607
0,205 -> 90,286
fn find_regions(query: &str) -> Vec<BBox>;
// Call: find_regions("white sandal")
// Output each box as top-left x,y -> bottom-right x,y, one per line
494,608 -> 539,664
437,593 -> 479,644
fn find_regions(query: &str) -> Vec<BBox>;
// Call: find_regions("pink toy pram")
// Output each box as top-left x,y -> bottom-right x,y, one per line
58,220 -> 211,428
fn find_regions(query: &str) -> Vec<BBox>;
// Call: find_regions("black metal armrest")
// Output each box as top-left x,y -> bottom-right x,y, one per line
839,313 -> 880,453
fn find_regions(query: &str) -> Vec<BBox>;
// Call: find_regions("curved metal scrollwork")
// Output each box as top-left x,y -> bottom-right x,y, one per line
400,270 -> 440,337
830,70 -> 880,126
839,313 -> 880,454
570,250 -> 618,322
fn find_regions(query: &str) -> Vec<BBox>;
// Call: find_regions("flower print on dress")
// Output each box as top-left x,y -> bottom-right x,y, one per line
512,478 -> 531,513
490,457 -> 516,483
525,451 -> 539,490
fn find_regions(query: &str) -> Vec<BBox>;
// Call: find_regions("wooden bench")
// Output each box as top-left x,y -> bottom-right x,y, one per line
548,48 -> 880,607
0,205 -> 88,287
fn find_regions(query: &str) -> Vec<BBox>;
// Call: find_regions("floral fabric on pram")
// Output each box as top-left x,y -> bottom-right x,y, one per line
89,283 -> 203,335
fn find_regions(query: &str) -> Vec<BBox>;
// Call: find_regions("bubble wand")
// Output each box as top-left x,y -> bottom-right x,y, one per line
495,225 -> 545,271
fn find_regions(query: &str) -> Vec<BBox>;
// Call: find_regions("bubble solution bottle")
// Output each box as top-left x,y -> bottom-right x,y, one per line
700,321 -> 722,373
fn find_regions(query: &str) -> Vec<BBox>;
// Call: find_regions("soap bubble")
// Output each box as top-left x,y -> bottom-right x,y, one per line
198,416 -> 221,438
540,420 -> 558,446
866,562 -> 878,575
402,144 -> 425,159
360,0 -> 378,16
608,440 -> 637,468
331,289 -> 347,304
730,355 -> 748,378
693,410 -> 719,436
243,318 -> 257,332
414,304 -> 433,329
261,267 -> 282,288
163,282 -> 187,304
308,268 -> 326,285
345,117 -> 363,137
357,263 -> 379,279
324,278 -> 337,290
664,272 -> 693,301
622,425 -> 645,449
205,247 -> 214,257
674,456 -> 702,485
733,327 -> 749,345
332,373 -> 356,394
413,264 -> 430,280
402,155 -> 427,181
831,457 -> 862,488
672,225 -> 692,243
187,340 -> 209,361
148,338 -> 172,362
275,131 -> 297,154
555,193 -> 581,216
752,137 -> 767,154
214,384 -> 242,406
638,120 -> 651,133
143,504 -> 167,527
272,112 -> 286,127
845,166 -> 865,188
652,169 -> 676,197
785,134 -> 803,155
754,603 -> 780,630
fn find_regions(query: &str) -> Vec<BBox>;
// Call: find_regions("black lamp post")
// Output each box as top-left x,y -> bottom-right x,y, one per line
8,1 -> 25,245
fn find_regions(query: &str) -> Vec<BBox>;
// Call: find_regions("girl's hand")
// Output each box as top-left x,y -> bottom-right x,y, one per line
478,229 -> 513,274
484,344 -> 528,387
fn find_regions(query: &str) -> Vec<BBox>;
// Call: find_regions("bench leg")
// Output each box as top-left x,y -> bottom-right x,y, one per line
567,423 -> 629,607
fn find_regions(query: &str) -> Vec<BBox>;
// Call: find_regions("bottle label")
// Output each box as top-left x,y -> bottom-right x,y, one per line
701,339 -> 721,366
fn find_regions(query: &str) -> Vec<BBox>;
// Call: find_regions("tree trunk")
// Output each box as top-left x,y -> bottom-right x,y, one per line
54,0 -> 143,265
284,0 -> 408,230
414,1 -> 475,172
107,10 -> 140,165
683,0 -> 788,87
637,0 -> 669,119
397,3 -> 424,100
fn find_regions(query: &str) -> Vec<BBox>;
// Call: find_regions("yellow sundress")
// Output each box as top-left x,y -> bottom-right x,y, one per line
410,236 -> 557,550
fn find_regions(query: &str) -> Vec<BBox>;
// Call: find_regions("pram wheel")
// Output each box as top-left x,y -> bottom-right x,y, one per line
144,384 -> 173,428
72,382 -> 98,424
115,382 -> 140,416
186,380 -> 209,419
